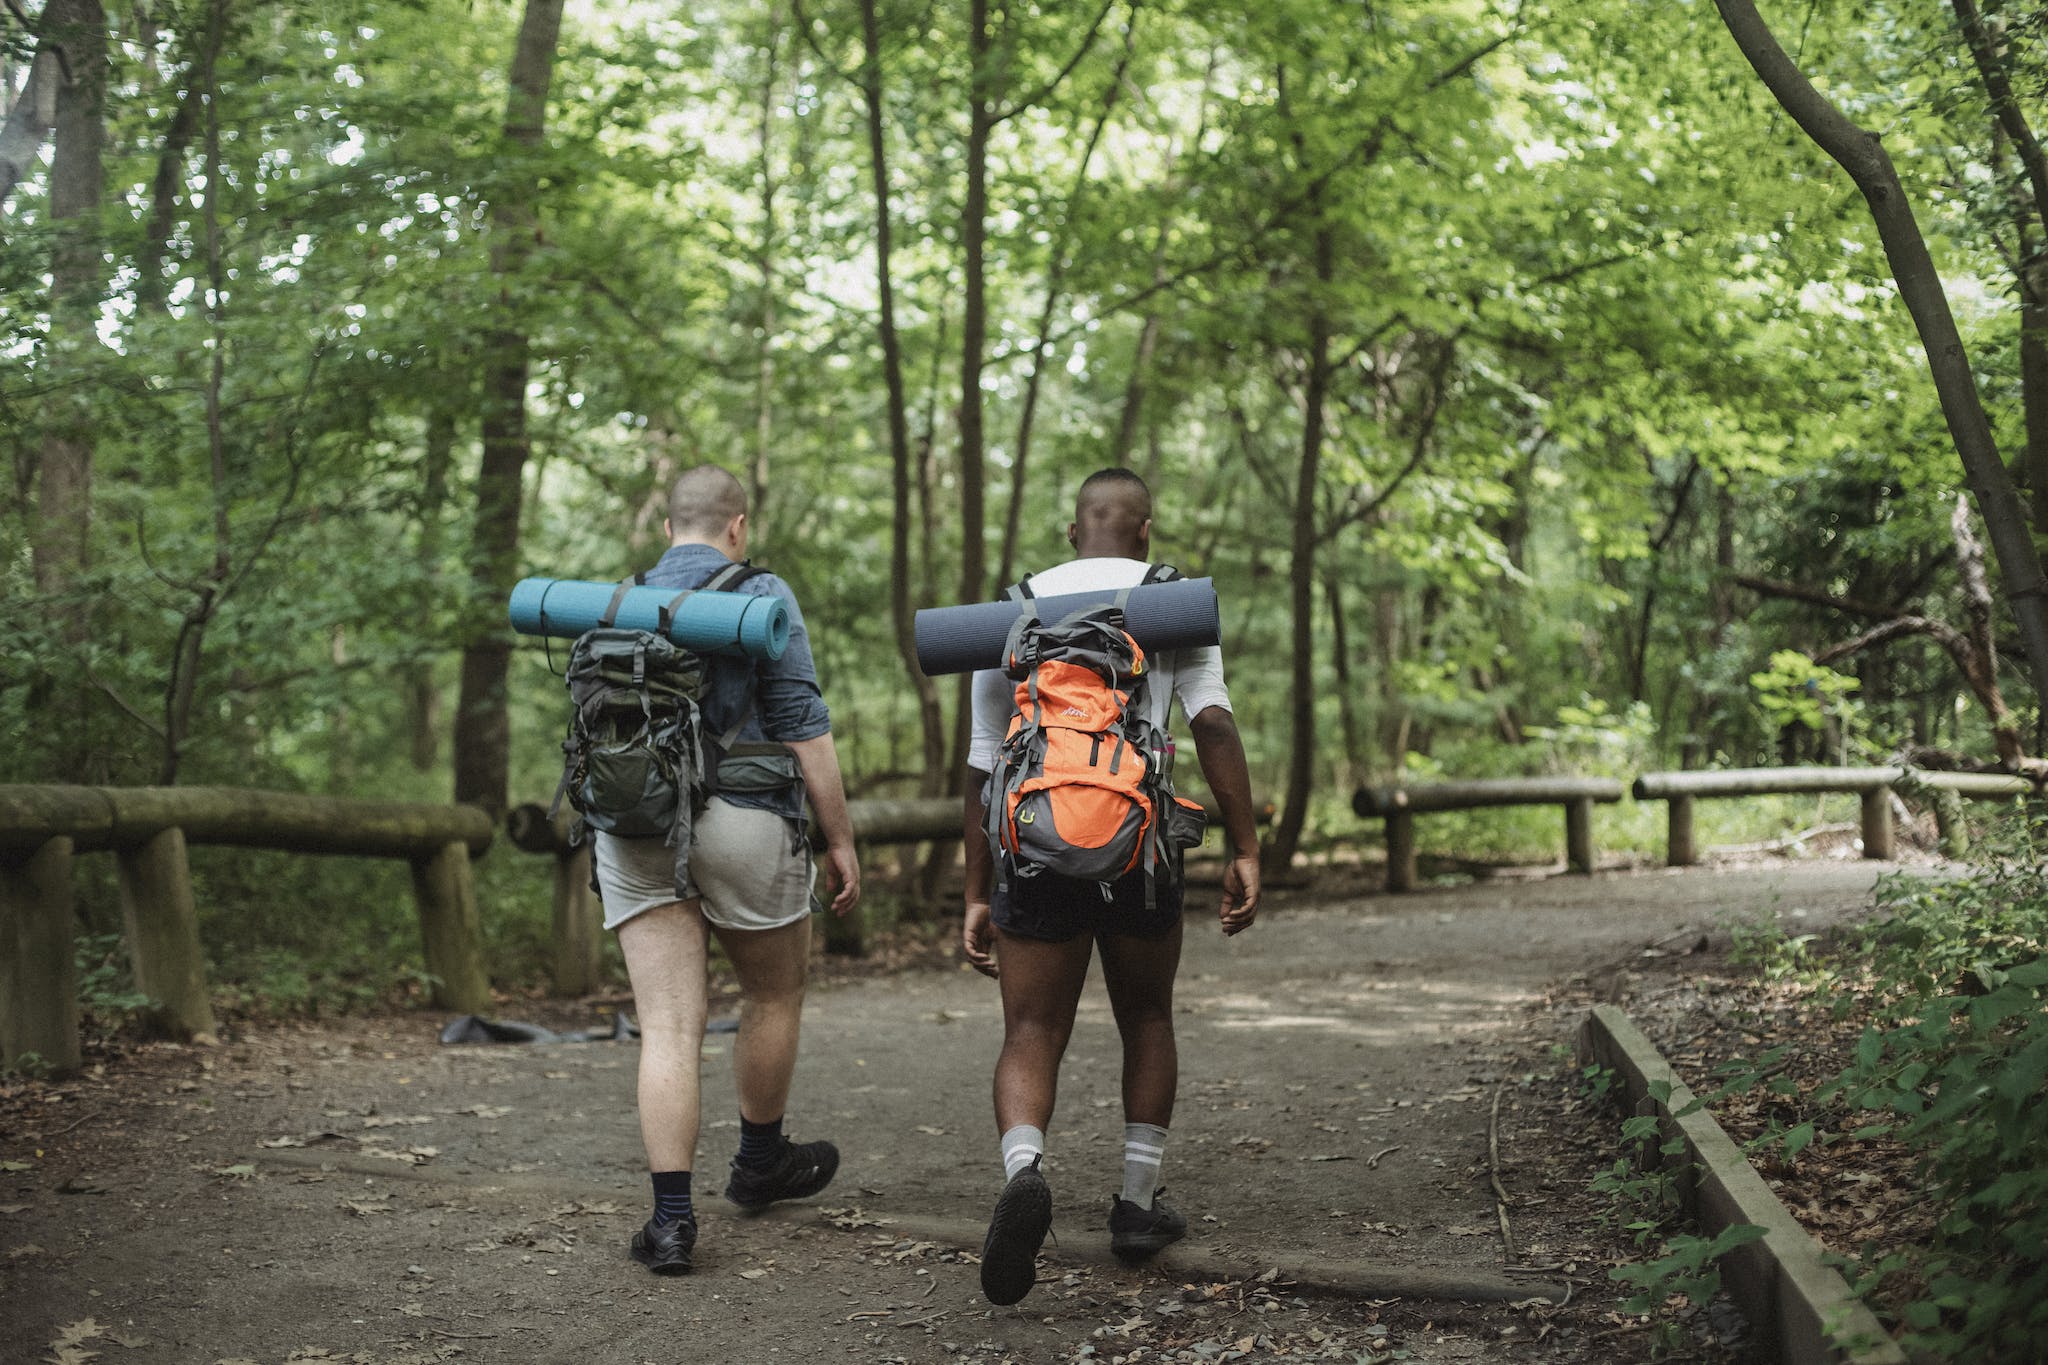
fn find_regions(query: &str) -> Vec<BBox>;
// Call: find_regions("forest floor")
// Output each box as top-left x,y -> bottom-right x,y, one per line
0,850 -> 1913,1365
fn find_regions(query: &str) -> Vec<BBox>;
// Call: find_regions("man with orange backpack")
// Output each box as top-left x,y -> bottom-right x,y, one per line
961,467 -> 1262,1306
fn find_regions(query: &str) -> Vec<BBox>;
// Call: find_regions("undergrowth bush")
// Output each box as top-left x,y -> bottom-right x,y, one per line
1820,810 -> 2048,1358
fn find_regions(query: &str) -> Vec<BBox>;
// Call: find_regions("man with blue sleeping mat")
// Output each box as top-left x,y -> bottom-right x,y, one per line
590,463 -> 860,1275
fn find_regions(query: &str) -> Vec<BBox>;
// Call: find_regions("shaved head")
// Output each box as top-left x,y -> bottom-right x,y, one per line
667,464 -> 748,541
1071,467 -> 1152,556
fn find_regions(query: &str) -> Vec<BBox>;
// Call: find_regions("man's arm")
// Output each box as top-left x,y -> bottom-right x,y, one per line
1188,704 -> 1260,935
961,768 -> 998,976
786,732 -> 860,916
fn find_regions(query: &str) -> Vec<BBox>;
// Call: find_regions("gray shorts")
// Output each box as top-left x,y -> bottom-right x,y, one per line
593,798 -> 815,933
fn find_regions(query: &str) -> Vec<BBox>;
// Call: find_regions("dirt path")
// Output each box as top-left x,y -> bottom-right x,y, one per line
0,860 -> 1897,1364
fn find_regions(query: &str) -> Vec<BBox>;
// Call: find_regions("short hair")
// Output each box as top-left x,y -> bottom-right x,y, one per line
667,464 -> 748,538
1075,467 -> 1152,526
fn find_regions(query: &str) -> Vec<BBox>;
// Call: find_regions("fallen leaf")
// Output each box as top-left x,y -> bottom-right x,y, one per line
260,1136 -> 306,1149
914,1125 -> 946,1136
738,1269 -> 768,1280
0,1203 -> 27,1214
460,1105 -> 512,1119
0,1160 -> 32,1172
360,1114 -> 434,1129
211,1165 -> 257,1181
1445,1225 -> 1489,1236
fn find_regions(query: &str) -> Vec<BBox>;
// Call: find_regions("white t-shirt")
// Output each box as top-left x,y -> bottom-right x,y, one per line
966,557 -> 1232,774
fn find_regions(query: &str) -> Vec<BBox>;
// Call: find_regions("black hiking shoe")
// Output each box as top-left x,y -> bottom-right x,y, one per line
1108,1190 -> 1186,1262
980,1158 -> 1053,1306
630,1215 -> 697,1275
723,1136 -> 840,1213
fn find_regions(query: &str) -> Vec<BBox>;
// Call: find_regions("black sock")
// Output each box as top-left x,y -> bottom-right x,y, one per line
737,1114 -> 785,1170
651,1169 -> 693,1226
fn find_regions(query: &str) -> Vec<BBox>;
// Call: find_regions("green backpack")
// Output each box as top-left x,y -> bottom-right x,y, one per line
551,561 -> 765,849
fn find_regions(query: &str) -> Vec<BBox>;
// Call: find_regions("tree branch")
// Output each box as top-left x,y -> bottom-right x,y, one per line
991,0 -> 1117,124
1950,0 -> 2048,249
1734,573 -> 1905,621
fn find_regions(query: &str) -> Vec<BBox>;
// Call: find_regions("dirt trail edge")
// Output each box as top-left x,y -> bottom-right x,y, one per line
1,861 -> 1893,1365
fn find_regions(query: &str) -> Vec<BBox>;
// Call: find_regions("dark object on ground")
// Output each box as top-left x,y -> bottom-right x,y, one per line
438,1012 -> 643,1045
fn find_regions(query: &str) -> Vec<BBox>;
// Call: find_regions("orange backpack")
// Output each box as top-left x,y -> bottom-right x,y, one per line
984,582 -> 1206,902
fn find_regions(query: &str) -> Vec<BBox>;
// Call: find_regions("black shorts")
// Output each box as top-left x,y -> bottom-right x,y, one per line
992,861 -> 1185,943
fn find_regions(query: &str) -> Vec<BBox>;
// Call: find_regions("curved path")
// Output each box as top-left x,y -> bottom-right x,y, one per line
0,860 -> 1893,1364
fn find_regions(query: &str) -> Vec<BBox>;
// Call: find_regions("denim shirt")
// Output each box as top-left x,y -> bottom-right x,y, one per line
639,543 -> 830,821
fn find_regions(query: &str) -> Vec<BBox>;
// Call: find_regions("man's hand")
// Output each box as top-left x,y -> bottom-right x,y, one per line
821,841 -> 861,917
962,900 -> 999,978
1219,852 -> 1260,935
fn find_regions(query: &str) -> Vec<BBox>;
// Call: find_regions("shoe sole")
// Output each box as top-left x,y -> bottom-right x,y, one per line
980,1172 -> 1053,1306
630,1240 -> 693,1276
724,1147 -> 841,1215
1110,1226 -> 1184,1262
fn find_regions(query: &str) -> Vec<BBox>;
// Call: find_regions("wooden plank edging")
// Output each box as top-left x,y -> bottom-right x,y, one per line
1576,1004 -> 1905,1365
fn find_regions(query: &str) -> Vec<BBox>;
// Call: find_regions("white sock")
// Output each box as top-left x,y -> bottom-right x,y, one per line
1121,1122 -> 1168,1208
1000,1124 -> 1044,1182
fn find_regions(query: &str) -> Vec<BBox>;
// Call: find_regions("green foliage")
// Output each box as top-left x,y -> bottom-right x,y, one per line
73,932 -> 155,1036
1748,651 -> 1864,743
3,0 -> 2042,1003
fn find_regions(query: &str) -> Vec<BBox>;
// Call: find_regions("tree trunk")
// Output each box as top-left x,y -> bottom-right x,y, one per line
859,0 -> 945,793
29,0 -> 105,782
454,0 -> 565,817
995,37 -> 1129,589
1267,222 -> 1335,871
751,7 -> 780,535
410,406 -> 456,771
949,0 -> 994,783
1324,567 -> 1364,784
136,77 -> 200,312
1714,0 -> 2048,729
0,32 -> 61,209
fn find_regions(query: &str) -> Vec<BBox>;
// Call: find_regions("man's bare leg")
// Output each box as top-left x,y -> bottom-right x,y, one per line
1098,919 -> 1188,1252
991,928 -> 1096,1134
617,899 -> 712,1172
709,914 -> 812,1123
1097,919 -> 1183,1128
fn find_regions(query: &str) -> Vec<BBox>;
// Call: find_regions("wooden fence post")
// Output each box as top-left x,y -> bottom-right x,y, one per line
1860,787 -> 1895,860
1384,813 -> 1417,893
411,841 -> 492,1013
550,844 -> 600,997
115,827 -> 219,1043
1666,795 -> 1697,867
1,838 -> 82,1075
1564,798 -> 1595,874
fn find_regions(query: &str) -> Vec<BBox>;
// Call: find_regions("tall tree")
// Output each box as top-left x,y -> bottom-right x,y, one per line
1713,0 -> 2048,736
26,0 -> 105,780
454,0 -> 566,815
858,0 -> 945,790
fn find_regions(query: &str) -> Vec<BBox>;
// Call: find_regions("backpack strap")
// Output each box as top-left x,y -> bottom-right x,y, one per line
1003,574 -> 1036,604
599,577 -> 636,629
1143,562 -> 1183,585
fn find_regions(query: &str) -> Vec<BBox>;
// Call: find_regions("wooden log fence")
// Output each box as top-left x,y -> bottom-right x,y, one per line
1632,767 -> 2036,867
0,785 -> 494,1076
1351,778 -> 1628,893
507,793 -> 1271,978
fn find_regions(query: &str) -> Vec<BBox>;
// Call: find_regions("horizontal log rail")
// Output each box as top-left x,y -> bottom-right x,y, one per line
1351,777 -> 1626,893
1632,766 -> 2038,867
505,792 -> 1273,977
1,785 -> 495,1076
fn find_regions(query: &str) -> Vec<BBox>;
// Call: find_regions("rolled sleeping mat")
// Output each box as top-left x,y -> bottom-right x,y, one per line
914,576 -> 1221,676
507,577 -> 790,661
